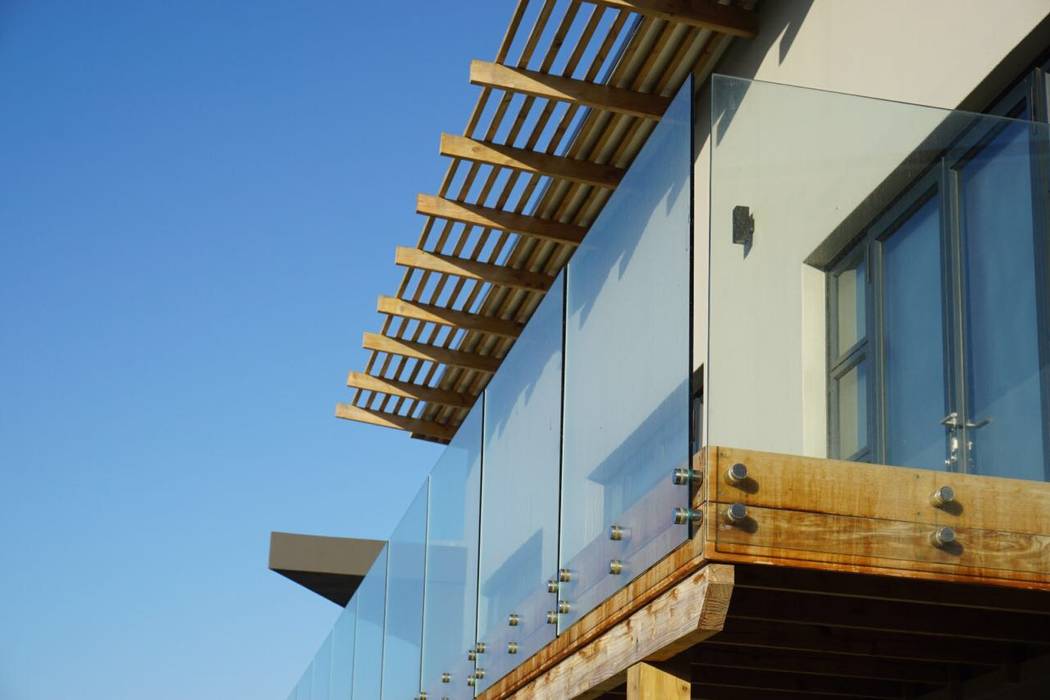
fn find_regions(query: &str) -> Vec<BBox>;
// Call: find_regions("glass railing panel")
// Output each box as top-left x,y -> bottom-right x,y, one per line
312,632 -> 332,700
331,597 -> 357,700
477,273 -> 565,692
381,480 -> 429,700
297,663 -> 313,700
708,75 -> 1050,483
421,402 -> 482,699
352,546 -> 388,699
559,75 -> 694,630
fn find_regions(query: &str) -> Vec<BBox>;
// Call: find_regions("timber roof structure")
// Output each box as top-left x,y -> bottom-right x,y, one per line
336,0 -> 757,442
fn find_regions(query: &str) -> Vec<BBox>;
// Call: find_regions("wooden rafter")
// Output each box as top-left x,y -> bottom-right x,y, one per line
378,295 -> 523,339
587,0 -> 758,38
394,246 -> 553,292
416,193 -> 587,246
345,371 -> 474,409
469,60 -> 671,119
362,332 -> 501,374
334,403 -> 456,441
439,133 -> 624,188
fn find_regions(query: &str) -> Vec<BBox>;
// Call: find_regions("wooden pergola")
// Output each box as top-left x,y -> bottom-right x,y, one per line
335,0 -> 758,442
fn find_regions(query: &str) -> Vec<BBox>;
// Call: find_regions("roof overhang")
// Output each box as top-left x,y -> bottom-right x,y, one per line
268,531 -> 385,606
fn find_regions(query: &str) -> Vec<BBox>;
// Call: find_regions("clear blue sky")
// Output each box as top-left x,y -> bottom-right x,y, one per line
0,2 -> 510,698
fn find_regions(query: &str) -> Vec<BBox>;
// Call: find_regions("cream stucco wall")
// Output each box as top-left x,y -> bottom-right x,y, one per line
693,0 -> 1050,457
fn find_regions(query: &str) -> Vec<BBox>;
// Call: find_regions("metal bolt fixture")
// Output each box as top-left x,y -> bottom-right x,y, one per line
558,568 -> 573,582
609,524 -> 626,541
475,642 -> 486,654
930,485 -> 956,507
466,676 -> 476,688
507,642 -> 519,654
724,502 -> 748,525
467,650 -> 477,662
474,668 -> 486,680
547,578 -> 559,594
546,610 -> 558,625
441,672 -> 451,684
508,613 -> 520,627
609,559 -> 623,575
931,526 -> 956,548
673,507 -> 703,525
417,693 -> 427,700
558,600 -> 571,615
672,467 -> 701,486
725,462 -> 748,485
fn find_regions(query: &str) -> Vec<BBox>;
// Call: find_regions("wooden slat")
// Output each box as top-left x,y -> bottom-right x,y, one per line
378,295 -> 523,338
626,662 -> 690,700
394,246 -> 553,292
417,193 -> 588,246
345,371 -> 474,409
469,60 -> 671,119
586,0 -> 758,38
439,132 -> 624,188
334,403 -> 456,441
362,332 -> 501,374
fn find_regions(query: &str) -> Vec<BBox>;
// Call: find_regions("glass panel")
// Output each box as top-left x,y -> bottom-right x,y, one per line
835,362 -> 867,458
331,597 -> 357,700
352,546 -> 388,700
313,633 -> 332,700
297,663 -> 313,700
835,256 -> 866,355
560,76 -> 692,629
882,195 -> 947,470
422,403 -> 482,699
960,121 -> 1048,480
478,273 -> 564,692
381,481 -> 428,700
708,75 -> 1050,486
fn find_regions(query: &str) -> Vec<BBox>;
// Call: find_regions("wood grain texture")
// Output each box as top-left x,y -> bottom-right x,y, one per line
626,662 -> 690,699
440,133 -> 624,188
393,246 -> 553,292
469,60 -> 671,119
377,295 -> 523,338
345,371 -> 474,408
495,564 -> 732,700
333,403 -> 455,441
588,0 -> 758,38
416,193 -> 588,245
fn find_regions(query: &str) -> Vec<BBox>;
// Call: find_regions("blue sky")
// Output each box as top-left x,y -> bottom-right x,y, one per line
0,2 -> 510,698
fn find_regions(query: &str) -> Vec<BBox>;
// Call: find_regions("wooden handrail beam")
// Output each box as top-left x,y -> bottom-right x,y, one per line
378,295 -> 523,339
346,371 -> 475,409
417,193 -> 587,246
362,332 -> 501,374
334,403 -> 456,441
469,60 -> 671,119
439,133 -> 624,188
394,247 -> 554,292
587,0 -> 758,38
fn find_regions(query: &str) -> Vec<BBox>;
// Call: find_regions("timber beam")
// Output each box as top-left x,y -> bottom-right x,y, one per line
416,193 -> 587,246
439,133 -> 624,189
394,246 -> 554,292
362,332 -> 501,374
334,403 -> 456,442
378,295 -> 523,339
345,371 -> 475,409
586,0 -> 758,38
469,60 -> 671,120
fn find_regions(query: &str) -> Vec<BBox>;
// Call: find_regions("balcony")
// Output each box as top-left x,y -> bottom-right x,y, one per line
285,76 -> 1050,699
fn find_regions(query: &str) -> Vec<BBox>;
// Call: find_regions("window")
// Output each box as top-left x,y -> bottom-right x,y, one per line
828,75 -> 1050,480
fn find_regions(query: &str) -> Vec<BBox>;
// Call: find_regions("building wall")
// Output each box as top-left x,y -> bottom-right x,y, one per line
693,0 -> 1050,457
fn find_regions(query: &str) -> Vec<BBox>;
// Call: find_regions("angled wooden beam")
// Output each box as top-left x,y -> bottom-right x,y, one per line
346,371 -> 475,409
470,60 -> 671,119
586,0 -> 758,38
378,295 -> 523,339
362,332 -> 501,374
627,663 -> 690,700
334,403 -> 455,441
439,133 -> 624,189
395,247 -> 553,292
417,193 -> 587,246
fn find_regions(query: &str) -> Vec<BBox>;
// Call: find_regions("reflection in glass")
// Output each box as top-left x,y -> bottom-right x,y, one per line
836,256 -> 866,354
330,597 -> 357,700
836,363 -> 867,458
312,633 -> 332,700
352,547 -> 388,699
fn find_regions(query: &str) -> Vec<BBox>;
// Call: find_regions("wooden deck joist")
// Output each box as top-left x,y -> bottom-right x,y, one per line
378,295 -> 523,339
416,193 -> 588,246
439,133 -> 625,189
334,403 -> 456,441
394,247 -> 553,292
469,60 -> 671,119
586,0 -> 759,38
362,332 -> 501,374
345,371 -> 474,409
